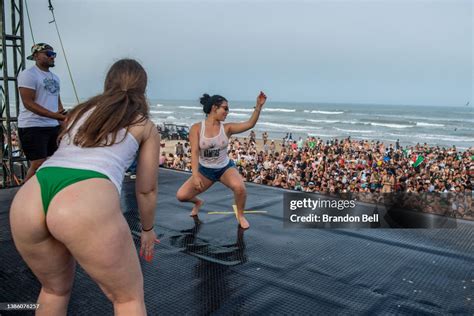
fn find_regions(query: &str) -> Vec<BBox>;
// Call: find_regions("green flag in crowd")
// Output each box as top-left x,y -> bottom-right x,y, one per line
413,155 -> 424,167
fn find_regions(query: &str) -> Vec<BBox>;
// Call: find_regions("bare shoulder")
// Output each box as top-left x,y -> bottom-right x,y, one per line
142,119 -> 159,139
190,122 -> 201,133
129,118 -> 158,143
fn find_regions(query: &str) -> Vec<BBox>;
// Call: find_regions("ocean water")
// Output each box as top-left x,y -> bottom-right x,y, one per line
68,100 -> 471,151
148,100 -> 474,150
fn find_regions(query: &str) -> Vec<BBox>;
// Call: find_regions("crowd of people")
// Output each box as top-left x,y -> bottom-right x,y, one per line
161,132 -> 473,219
163,133 -> 472,193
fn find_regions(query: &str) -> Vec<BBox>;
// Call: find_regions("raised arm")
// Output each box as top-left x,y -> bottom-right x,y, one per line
225,91 -> 267,136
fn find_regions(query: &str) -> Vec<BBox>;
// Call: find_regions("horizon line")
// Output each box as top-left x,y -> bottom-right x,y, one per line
59,98 -> 472,108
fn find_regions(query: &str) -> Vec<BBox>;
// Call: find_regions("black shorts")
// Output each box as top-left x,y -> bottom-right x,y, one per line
18,126 -> 61,161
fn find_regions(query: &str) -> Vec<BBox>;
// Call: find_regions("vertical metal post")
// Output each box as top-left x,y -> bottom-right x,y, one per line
0,0 -> 25,188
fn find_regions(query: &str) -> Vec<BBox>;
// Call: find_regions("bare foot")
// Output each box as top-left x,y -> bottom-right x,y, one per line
190,199 -> 204,216
238,216 -> 250,229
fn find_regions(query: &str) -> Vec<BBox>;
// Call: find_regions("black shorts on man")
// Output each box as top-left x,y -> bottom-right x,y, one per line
18,126 -> 61,161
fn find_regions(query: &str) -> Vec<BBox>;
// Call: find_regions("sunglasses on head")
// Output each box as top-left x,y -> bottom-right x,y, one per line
42,51 -> 57,58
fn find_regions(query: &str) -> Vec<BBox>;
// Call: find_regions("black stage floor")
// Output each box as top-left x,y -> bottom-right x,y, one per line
0,168 -> 473,315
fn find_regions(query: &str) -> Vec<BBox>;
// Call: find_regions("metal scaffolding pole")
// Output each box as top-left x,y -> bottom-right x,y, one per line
0,0 -> 26,188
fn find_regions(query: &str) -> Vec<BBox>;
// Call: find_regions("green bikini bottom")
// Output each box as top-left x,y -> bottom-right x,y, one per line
36,167 -> 109,214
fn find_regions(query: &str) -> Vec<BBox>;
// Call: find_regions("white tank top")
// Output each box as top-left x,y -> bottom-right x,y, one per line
199,120 -> 229,168
39,109 -> 139,194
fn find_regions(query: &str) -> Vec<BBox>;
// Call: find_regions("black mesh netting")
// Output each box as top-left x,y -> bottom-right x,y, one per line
0,169 -> 472,315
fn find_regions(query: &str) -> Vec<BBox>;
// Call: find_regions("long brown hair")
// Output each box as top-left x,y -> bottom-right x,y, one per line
60,59 -> 149,147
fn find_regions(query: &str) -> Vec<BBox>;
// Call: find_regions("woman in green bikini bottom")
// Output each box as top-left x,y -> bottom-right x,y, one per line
9,59 -> 160,315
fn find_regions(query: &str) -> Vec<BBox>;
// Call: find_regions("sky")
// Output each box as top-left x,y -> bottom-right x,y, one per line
13,0 -> 474,106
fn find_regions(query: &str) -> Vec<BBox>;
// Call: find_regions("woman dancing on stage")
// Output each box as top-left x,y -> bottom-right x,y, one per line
10,59 -> 160,315
176,91 -> 267,229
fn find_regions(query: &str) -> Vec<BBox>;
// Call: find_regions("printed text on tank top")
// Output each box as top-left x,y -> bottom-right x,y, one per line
201,122 -> 226,158
199,120 -> 229,168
